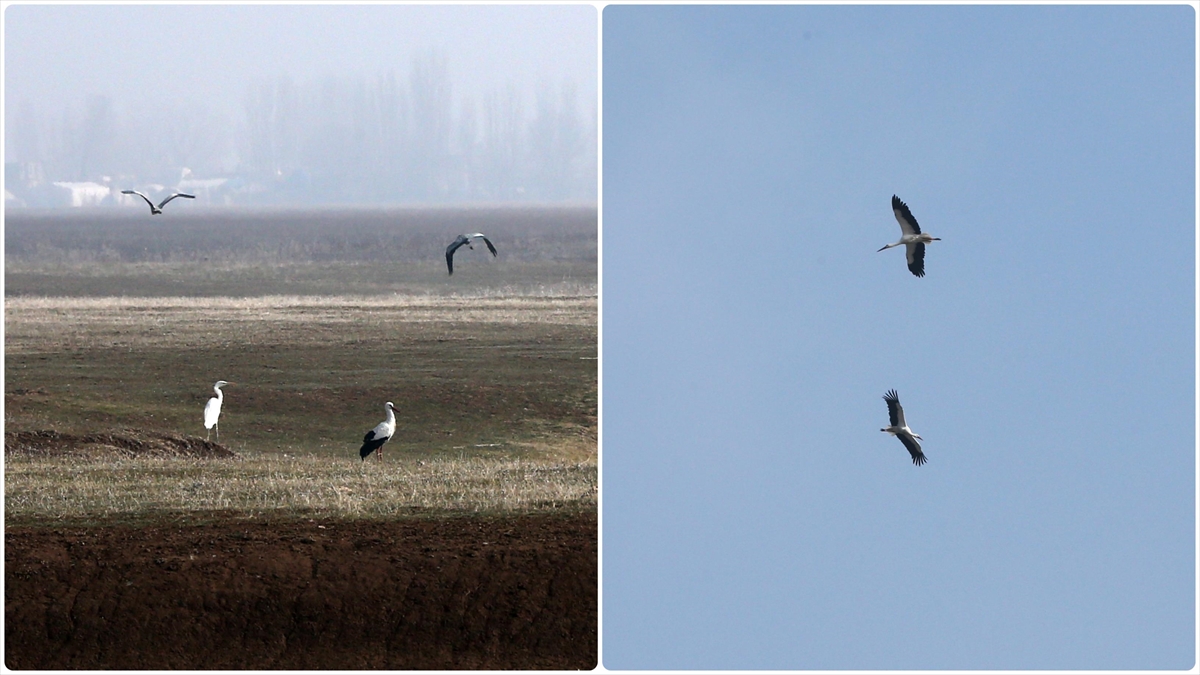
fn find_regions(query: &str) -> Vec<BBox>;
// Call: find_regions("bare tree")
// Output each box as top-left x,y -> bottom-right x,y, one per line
242,75 -> 300,178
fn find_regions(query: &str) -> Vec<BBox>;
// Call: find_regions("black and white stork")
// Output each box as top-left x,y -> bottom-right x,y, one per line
878,195 -> 940,277
204,381 -> 229,442
121,189 -> 195,215
880,389 -> 927,466
445,233 -> 497,275
360,401 -> 398,461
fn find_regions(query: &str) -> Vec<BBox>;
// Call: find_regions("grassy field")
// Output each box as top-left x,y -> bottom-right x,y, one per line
5,207 -> 597,526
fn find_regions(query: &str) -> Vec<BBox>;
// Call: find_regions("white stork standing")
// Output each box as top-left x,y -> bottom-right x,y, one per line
360,401 -> 398,461
204,381 -> 229,442
878,195 -> 940,277
880,389 -> 927,466
121,189 -> 195,215
445,233 -> 498,275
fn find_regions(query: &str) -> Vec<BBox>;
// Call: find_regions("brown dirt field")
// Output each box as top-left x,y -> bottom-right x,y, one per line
5,513 -> 596,670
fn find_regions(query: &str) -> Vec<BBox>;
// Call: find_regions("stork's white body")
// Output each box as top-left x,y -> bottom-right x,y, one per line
878,195 -> 940,277
360,402 -> 398,461
204,381 -> 228,442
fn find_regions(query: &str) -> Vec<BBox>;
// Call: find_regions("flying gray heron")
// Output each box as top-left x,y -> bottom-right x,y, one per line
445,233 -> 497,275
121,189 -> 195,215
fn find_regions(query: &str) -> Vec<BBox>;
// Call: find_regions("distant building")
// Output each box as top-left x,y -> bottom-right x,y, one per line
51,181 -> 111,207
170,167 -> 229,205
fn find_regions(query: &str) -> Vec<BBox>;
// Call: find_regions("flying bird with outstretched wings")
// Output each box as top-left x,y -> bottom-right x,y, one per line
121,189 -> 195,215
445,233 -> 497,275
880,389 -> 927,466
878,195 -> 940,277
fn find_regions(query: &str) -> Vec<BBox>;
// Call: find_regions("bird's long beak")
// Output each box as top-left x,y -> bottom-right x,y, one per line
876,245 -> 888,252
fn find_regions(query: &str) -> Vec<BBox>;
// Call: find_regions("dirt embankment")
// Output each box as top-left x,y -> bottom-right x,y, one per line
5,513 -> 597,669
5,429 -> 238,459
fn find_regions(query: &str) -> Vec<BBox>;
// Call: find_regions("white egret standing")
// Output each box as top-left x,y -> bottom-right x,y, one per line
121,189 -> 195,215
877,195 -> 941,277
360,402 -> 398,461
204,381 -> 229,442
880,389 -> 927,466
445,233 -> 498,275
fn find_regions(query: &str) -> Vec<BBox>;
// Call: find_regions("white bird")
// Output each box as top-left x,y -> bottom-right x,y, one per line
877,195 -> 940,277
204,381 -> 229,442
880,389 -> 927,466
445,233 -> 498,275
121,189 -> 195,215
360,401 -> 398,461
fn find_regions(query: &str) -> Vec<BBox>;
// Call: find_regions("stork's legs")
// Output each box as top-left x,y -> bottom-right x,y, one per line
205,429 -> 211,441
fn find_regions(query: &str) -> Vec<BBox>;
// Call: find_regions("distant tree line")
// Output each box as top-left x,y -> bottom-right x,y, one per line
7,49 -> 596,205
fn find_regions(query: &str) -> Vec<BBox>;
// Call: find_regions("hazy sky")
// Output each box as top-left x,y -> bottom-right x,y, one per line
4,4 -> 597,121
603,4 -> 1194,670
4,4 -> 597,204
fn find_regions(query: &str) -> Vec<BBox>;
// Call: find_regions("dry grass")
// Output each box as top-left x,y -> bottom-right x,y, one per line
5,292 -> 596,353
4,452 -> 596,526
5,291 -> 596,523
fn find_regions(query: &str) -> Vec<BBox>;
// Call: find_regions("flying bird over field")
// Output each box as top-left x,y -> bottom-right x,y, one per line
880,389 -> 927,466
445,233 -> 497,275
878,195 -> 940,277
121,189 -> 195,215
204,381 -> 229,442
360,401 -> 398,461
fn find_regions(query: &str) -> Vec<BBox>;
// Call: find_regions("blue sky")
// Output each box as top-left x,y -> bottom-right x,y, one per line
602,5 -> 1194,670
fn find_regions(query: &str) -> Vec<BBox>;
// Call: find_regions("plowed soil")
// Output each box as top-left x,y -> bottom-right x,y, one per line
5,513 -> 596,670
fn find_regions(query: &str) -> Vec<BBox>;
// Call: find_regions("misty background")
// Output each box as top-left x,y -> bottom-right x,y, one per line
4,5 -> 597,208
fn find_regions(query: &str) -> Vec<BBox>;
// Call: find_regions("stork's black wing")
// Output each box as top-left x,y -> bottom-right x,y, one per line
891,195 -> 921,235
906,242 -> 926,278
360,430 -> 387,459
479,235 -> 497,257
122,190 -> 156,211
158,192 -> 195,209
883,389 -> 904,427
897,433 -> 927,466
445,236 -> 468,275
